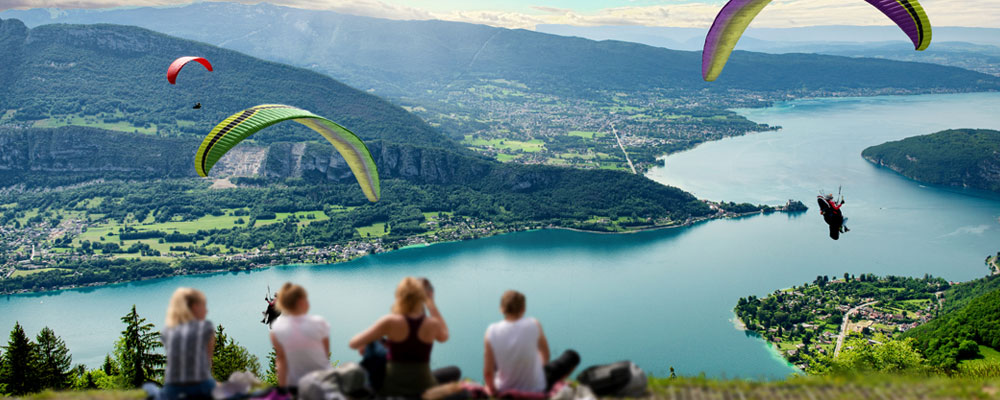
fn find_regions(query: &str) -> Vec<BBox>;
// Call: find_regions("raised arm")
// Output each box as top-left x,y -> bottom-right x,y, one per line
427,297 -> 449,342
349,315 -> 389,350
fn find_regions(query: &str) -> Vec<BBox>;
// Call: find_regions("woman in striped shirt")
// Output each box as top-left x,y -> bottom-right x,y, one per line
160,288 -> 216,400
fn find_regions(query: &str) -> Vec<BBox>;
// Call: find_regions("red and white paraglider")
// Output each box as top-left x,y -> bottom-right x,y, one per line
166,56 -> 213,85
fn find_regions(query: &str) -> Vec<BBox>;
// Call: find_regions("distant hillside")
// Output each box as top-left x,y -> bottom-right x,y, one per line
0,17 -> 451,149
536,24 -> 1000,50
862,129 -> 1000,193
537,25 -> 1000,77
3,3 -> 999,97
903,275 -> 1000,369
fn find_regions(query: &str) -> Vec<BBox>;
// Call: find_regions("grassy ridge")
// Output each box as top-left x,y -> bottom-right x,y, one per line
21,375 -> 1000,399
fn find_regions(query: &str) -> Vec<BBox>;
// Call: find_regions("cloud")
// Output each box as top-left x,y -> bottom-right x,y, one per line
942,224 -> 991,237
0,0 -> 432,20
436,0 -> 1000,29
2,0 -> 998,29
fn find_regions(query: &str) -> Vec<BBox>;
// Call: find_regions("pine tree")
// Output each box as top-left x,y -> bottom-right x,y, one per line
264,349 -> 278,386
0,322 -> 40,395
84,372 -> 97,389
212,325 -> 261,381
102,354 -> 118,376
116,306 -> 164,387
34,327 -> 73,390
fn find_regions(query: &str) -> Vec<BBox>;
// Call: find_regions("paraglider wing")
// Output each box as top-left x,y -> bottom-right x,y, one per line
863,0 -> 932,51
167,56 -> 213,85
702,0 -> 773,82
702,0 -> 932,81
195,105 -> 380,202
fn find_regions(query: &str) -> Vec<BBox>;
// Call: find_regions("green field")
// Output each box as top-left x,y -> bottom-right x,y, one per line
462,136 -> 545,152
422,211 -> 452,220
356,222 -> 389,238
962,345 -> 1000,367
33,114 -> 158,135
12,268 -> 70,278
66,209 -> 336,257
262,211 -> 331,227
567,131 -> 606,139
135,214 -> 245,233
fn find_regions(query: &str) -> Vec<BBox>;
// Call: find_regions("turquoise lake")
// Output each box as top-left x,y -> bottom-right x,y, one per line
3,92 -> 1000,380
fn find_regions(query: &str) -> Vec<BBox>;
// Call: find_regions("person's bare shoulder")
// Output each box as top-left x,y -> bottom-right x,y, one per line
380,313 -> 404,327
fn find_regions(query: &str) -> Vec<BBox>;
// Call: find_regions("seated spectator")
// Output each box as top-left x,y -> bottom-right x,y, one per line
161,288 -> 215,400
484,290 -> 579,395
270,283 -> 331,392
349,277 -> 452,397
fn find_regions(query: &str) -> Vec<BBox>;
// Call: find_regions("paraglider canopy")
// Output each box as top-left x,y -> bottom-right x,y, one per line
195,104 -> 381,202
702,0 -> 932,81
167,56 -> 213,85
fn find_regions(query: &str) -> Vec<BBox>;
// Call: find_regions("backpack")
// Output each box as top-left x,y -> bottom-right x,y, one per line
298,362 -> 374,400
576,361 -> 647,397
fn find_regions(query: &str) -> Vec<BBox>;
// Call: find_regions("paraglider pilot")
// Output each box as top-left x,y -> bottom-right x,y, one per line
262,291 -> 281,327
818,193 -> 849,240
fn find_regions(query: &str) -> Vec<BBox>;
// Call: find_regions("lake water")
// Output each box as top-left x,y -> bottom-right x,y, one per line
3,93 -> 1000,380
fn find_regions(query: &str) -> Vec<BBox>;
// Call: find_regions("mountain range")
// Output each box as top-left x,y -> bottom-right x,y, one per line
3,3 -> 998,99
537,25 -> 1000,76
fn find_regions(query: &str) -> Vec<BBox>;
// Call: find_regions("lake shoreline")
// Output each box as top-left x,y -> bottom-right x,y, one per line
733,313 -> 802,373
3,205 -> 803,296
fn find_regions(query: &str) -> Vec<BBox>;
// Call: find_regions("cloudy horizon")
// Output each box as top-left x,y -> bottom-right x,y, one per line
1,0 -> 997,30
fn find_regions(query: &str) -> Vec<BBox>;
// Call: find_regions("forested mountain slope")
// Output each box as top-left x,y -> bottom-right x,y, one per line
0,18 -> 451,149
862,129 -> 1000,193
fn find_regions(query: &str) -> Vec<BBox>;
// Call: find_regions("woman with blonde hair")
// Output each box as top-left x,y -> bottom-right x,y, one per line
349,277 -> 453,397
160,287 -> 215,400
270,282 -> 331,392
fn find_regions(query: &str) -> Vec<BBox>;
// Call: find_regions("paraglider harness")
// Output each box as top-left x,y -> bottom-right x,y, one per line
261,286 -> 281,327
817,187 -> 848,240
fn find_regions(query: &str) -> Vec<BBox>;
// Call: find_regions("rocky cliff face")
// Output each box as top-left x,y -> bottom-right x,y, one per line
262,140 -> 493,186
0,126 -> 196,178
0,19 -> 28,108
0,126 -> 492,188
0,125 -> 652,202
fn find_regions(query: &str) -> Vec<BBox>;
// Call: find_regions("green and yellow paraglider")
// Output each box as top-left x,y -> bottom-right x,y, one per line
195,104 -> 380,202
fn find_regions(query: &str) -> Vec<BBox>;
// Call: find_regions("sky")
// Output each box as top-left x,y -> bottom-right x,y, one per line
1,0 -> 999,30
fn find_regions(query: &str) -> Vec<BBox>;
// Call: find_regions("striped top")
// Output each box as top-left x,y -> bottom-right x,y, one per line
161,320 -> 214,384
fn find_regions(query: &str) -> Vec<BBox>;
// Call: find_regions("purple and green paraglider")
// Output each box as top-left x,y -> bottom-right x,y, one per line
702,0 -> 933,81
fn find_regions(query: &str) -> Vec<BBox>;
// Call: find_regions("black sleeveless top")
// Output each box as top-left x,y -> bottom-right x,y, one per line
386,315 -> 433,363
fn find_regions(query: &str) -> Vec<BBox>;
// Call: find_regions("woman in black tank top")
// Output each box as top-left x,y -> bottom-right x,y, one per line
350,277 -> 451,397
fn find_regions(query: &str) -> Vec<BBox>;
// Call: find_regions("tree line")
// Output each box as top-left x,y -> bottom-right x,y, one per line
0,306 -> 264,396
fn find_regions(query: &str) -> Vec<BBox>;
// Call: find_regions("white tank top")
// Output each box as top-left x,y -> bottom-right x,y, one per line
486,317 -> 546,393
